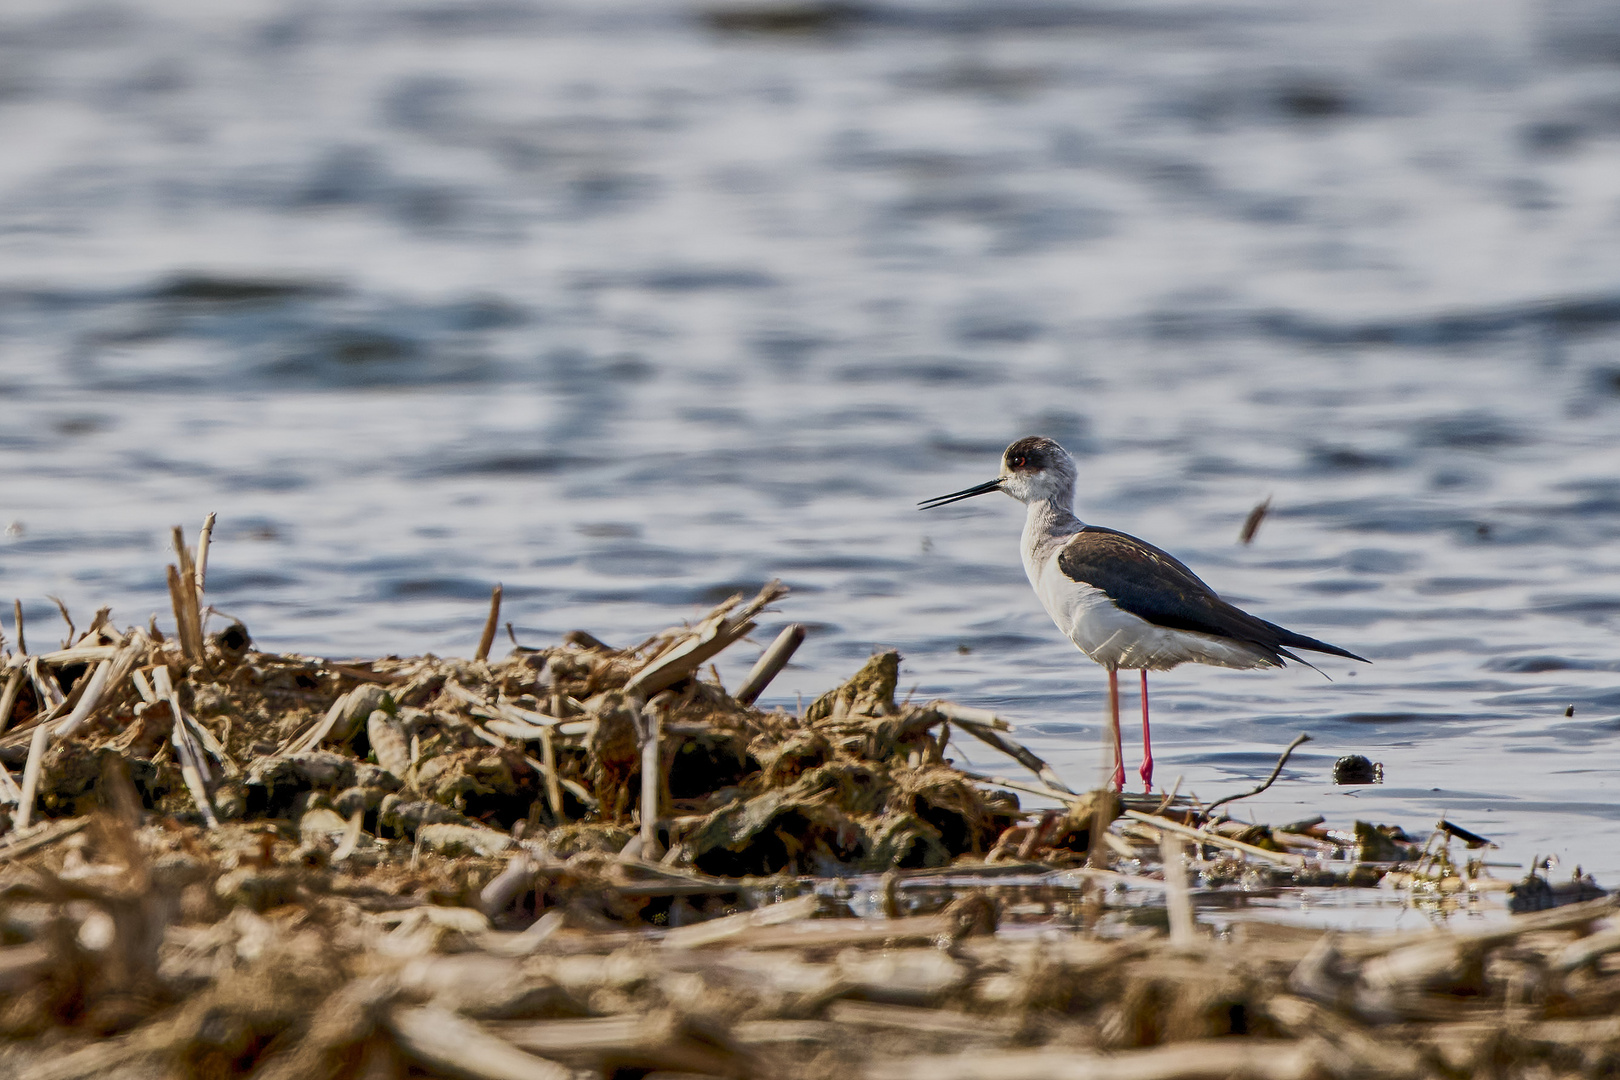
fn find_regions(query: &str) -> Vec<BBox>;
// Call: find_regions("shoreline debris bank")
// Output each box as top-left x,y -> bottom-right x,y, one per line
0,525 -> 1612,1078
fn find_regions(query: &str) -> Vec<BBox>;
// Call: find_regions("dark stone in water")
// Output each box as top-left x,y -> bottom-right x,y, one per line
1332,754 -> 1382,785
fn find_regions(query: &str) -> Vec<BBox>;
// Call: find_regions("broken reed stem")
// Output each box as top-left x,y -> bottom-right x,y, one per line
626,580 -> 786,698
539,726 -> 563,822
476,585 -> 503,663
15,723 -> 49,831
1124,810 -> 1305,868
170,525 -> 208,660
0,668 -> 23,736
387,1005 -> 572,1080
639,698 -> 663,858
46,596 -> 73,649
956,768 -> 1076,805
194,511 -> 217,593
166,566 -> 205,664
1161,832 -> 1195,946
52,659 -> 111,738
153,665 -> 219,829
1201,732 -> 1312,821
12,599 -> 23,656
734,623 -> 806,705
954,718 -> 1075,795
0,753 -> 20,805
27,659 -> 63,712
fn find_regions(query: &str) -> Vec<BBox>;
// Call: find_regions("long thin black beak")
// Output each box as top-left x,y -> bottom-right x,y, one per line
918,478 -> 1004,509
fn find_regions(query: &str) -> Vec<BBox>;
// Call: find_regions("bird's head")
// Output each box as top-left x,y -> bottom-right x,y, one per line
919,435 -> 1077,510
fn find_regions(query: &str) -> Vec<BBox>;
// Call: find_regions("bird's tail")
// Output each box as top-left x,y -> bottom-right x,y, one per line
1272,626 -> 1369,664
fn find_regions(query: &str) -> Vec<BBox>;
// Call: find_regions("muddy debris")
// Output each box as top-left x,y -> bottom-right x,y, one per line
0,525 -> 1613,1078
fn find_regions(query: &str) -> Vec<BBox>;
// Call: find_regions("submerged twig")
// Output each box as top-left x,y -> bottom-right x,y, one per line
1201,733 -> 1312,821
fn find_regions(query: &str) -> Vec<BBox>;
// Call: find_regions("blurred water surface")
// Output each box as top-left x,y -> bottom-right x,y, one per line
4,0 -> 1620,879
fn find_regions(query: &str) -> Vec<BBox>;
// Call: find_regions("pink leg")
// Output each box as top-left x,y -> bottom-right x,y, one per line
1139,669 -> 1154,791
1106,668 -> 1125,792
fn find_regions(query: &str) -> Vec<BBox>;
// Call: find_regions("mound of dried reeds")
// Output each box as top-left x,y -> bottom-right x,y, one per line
0,521 -> 1613,1079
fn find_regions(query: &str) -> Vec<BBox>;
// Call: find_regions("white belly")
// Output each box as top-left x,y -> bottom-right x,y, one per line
1027,550 -> 1278,672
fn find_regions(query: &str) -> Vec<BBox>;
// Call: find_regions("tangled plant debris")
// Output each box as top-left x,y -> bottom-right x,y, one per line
0,522 -> 1613,1079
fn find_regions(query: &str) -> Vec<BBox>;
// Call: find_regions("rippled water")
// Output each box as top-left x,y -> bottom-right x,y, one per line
4,0 -> 1620,878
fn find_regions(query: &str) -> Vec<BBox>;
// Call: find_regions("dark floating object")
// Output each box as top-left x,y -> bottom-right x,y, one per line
1510,866 -> 1609,913
1332,754 -> 1382,785
563,629 -> 614,651
1238,495 -> 1272,545
700,1 -> 860,33
1437,819 -> 1493,849
1565,704 -> 1576,717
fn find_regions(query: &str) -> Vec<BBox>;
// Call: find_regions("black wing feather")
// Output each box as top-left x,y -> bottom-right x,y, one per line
1056,526 -> 1367,663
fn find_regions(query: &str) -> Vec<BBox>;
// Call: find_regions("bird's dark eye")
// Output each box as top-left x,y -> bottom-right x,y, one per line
1010,455 -> 1027,469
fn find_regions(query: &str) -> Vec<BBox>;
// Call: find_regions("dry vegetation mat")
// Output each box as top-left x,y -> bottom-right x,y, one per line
0,523 -> 1614,1079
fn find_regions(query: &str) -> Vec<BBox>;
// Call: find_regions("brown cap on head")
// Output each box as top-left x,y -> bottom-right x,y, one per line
1003,436 -> 1066,473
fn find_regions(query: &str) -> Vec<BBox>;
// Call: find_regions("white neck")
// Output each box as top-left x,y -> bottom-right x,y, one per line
1020,494 -> 1084,580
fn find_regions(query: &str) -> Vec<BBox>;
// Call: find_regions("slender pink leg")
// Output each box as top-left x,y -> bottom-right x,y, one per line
1106,668 -> 1125,792
1139,669 -> 1154,791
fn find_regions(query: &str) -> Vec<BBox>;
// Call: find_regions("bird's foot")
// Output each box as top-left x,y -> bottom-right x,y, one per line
1112,763 -> 1127,792
1139,756 -> 1153,792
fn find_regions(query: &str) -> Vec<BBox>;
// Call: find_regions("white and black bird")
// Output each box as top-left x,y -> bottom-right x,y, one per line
921,435 -> 1366,791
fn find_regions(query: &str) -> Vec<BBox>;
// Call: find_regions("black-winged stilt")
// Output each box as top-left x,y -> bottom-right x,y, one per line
920,435 -> 1366,792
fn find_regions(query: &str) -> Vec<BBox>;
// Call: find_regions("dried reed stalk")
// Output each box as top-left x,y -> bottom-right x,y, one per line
625,580 -> 786,697
1161,833 -> 1195,946
0,755 -> 21,805
168,524 -> 207,662
1124,810 -> 1305,869
735,622 -> 805,705
14,723 -> 49,830
52,658 -> 111,738
194,511 -> 216,592
952,716 -> 1074,794
638,697 -> 663,858
539,726 -> 562,821
153,665 -> 219,829
0,667 -> 24,736
388,1005 -> 572,1080
476,585 -> 503,663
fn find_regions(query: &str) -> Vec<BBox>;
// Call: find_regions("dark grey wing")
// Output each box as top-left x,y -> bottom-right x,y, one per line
1056,526 -> 1367,662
